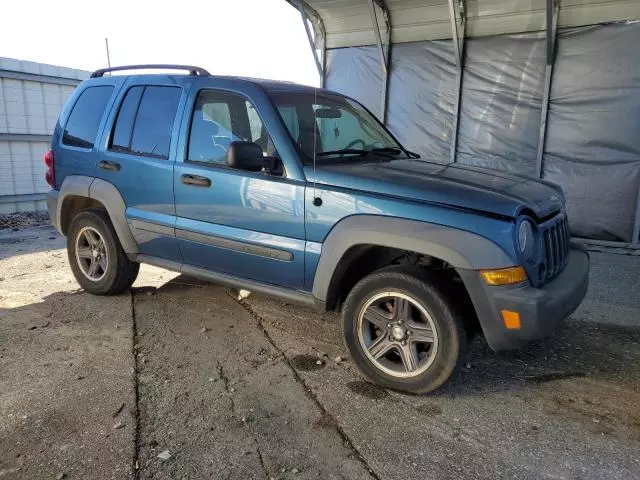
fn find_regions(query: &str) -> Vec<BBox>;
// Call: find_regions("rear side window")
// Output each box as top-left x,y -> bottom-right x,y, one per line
63,86 -> 114,149
111,86 -> 144,151
109,86 -> 181,159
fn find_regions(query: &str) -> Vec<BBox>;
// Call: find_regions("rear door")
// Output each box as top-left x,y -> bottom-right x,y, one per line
173,86 -> 306,289
96,80 -> 187,261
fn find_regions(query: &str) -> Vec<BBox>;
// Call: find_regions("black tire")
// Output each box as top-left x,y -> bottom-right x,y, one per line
341,266 -> 467,394
67,209 -> 139,295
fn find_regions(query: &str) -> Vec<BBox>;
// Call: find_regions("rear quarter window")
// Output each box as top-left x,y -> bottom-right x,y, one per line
62,86 -> 114,149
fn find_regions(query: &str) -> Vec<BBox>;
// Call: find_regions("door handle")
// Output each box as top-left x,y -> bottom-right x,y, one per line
182,174 -> 211,187
98,160 -> 121,172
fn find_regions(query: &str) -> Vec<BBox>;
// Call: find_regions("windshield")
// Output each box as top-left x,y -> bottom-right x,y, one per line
270,91 -> 407,164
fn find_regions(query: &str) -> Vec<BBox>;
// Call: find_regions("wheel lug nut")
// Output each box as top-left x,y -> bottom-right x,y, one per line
407,330 -> 412,336
401,341 -> 407,346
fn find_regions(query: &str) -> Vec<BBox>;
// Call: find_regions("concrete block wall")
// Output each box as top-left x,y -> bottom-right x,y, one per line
0,57 -> 88,214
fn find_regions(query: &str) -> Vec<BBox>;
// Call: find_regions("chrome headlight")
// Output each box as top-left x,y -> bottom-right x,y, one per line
517,219 -> 535,259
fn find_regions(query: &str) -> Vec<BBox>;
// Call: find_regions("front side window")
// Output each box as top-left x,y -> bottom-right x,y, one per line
187,90 -> 276,166
270,91 -> 406,164
109,86 -> 181,159
63,86 -> 114,149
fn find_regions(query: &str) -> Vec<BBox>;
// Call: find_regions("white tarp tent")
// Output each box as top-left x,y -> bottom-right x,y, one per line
288,0 -> 640,245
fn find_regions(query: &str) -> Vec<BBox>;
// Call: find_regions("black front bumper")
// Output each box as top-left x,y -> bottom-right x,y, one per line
459,249 -> 590,351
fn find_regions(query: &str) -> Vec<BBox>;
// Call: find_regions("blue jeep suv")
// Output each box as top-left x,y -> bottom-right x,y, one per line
46,64 -> 589,393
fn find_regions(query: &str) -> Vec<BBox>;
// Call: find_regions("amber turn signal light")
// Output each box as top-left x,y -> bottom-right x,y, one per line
480,266 -> 527,286
501,310 -> 521,330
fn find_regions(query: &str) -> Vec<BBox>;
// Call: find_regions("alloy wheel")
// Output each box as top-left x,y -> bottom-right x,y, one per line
357,291 -> 439,378
75,226 -> 108,282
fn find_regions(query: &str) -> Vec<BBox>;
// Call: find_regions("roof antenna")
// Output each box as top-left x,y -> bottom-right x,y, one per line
312,86 -> 322,207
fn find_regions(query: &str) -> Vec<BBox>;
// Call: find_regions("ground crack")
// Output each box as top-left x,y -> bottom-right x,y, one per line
232,294 -> 382,480
216,360 -> 236,415
130,290 -> 142,479
254,438 -> 269,480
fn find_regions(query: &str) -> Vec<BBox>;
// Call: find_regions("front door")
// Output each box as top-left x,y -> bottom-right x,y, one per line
173,88 -> 306,289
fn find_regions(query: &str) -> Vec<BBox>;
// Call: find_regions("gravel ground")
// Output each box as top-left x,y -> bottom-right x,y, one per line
0,213 -> 50,230
1,226 -> 639,479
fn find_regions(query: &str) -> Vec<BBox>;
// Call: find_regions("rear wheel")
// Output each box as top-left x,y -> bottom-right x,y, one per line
67,209 -> 139,295
342,267 -> 467,394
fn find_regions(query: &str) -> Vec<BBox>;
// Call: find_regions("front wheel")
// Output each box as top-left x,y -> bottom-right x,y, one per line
67,209 -> 139,295
342,267 -> 467,394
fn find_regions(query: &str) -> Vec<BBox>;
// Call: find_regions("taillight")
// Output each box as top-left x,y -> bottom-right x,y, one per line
44,150 -> 55,187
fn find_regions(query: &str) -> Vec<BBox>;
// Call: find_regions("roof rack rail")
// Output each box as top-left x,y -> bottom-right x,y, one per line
90,64 -> 210,78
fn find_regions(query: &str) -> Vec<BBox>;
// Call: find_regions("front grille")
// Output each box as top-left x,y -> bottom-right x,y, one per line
540,213 -> 570,283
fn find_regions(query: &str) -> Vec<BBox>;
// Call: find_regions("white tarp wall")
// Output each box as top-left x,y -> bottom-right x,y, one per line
0,58 -> 87,214
324,22 -> 640,242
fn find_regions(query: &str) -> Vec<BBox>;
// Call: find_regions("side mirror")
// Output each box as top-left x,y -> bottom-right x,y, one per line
226,141 -> 265,172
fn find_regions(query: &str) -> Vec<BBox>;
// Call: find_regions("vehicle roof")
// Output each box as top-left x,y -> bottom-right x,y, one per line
86,73 -> 331,95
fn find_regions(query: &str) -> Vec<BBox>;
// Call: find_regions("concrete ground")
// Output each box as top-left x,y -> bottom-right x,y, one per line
1,224 -> 639,479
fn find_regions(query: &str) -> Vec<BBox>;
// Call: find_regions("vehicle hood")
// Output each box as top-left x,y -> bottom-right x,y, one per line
311,159 -> 565,219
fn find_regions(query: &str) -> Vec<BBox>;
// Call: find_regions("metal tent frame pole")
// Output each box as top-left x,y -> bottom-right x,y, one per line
536,0 -> 559,178
633,186 -> 640,244
296,0 -> 327,87
368,0 -> 391,123
448,0 -> 466,163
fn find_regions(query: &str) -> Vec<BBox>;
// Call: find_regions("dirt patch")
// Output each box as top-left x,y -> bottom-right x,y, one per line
290,354 -> 326,371
415,402 -> 443,416
346,381 -> 388,400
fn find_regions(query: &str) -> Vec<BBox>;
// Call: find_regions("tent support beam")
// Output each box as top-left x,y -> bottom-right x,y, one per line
535,0 -> 559,178
633,186 -> 640,244
368,0 -> 391,123
448,0 -> 465,163
296,0 -> 326,86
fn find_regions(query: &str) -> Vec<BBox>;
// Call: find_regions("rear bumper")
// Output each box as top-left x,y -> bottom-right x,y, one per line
459,248 -> 590,351
47,189 -> 60,232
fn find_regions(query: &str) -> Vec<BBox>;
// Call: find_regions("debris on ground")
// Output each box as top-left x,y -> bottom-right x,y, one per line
113,421 -> 125,429
112,403 -> 125,417
0,212 -> 50,229
334,356 -> 343,364
157,450 -> 171,461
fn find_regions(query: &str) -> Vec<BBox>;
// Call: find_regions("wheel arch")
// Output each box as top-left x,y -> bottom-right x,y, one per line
56,175 -> 139,254
312,215 -> 514,308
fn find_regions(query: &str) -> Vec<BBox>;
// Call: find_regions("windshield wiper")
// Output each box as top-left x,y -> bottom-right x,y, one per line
317,148 -> 396,159
372,147 -> 421,159
371,147 -> 401,154
317,149 -> 369,157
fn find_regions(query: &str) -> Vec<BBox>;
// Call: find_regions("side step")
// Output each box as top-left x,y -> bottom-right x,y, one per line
132,254 -> 318,309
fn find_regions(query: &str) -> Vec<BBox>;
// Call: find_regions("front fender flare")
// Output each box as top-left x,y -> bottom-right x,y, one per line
311,215 -> 514,302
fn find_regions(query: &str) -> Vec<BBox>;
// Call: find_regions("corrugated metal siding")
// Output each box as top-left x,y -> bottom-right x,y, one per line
299,0 -> 640,48
0,57 -> 88,214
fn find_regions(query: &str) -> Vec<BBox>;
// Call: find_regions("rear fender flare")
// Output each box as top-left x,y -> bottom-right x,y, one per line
57,175 -> 139,254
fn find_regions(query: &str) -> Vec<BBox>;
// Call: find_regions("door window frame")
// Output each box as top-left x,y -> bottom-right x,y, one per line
180,87 -> 289,179
99,78 -> 187,163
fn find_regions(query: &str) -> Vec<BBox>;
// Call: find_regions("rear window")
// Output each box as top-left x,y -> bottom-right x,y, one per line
109,86 -> 181,159
63,86 -> 114,149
